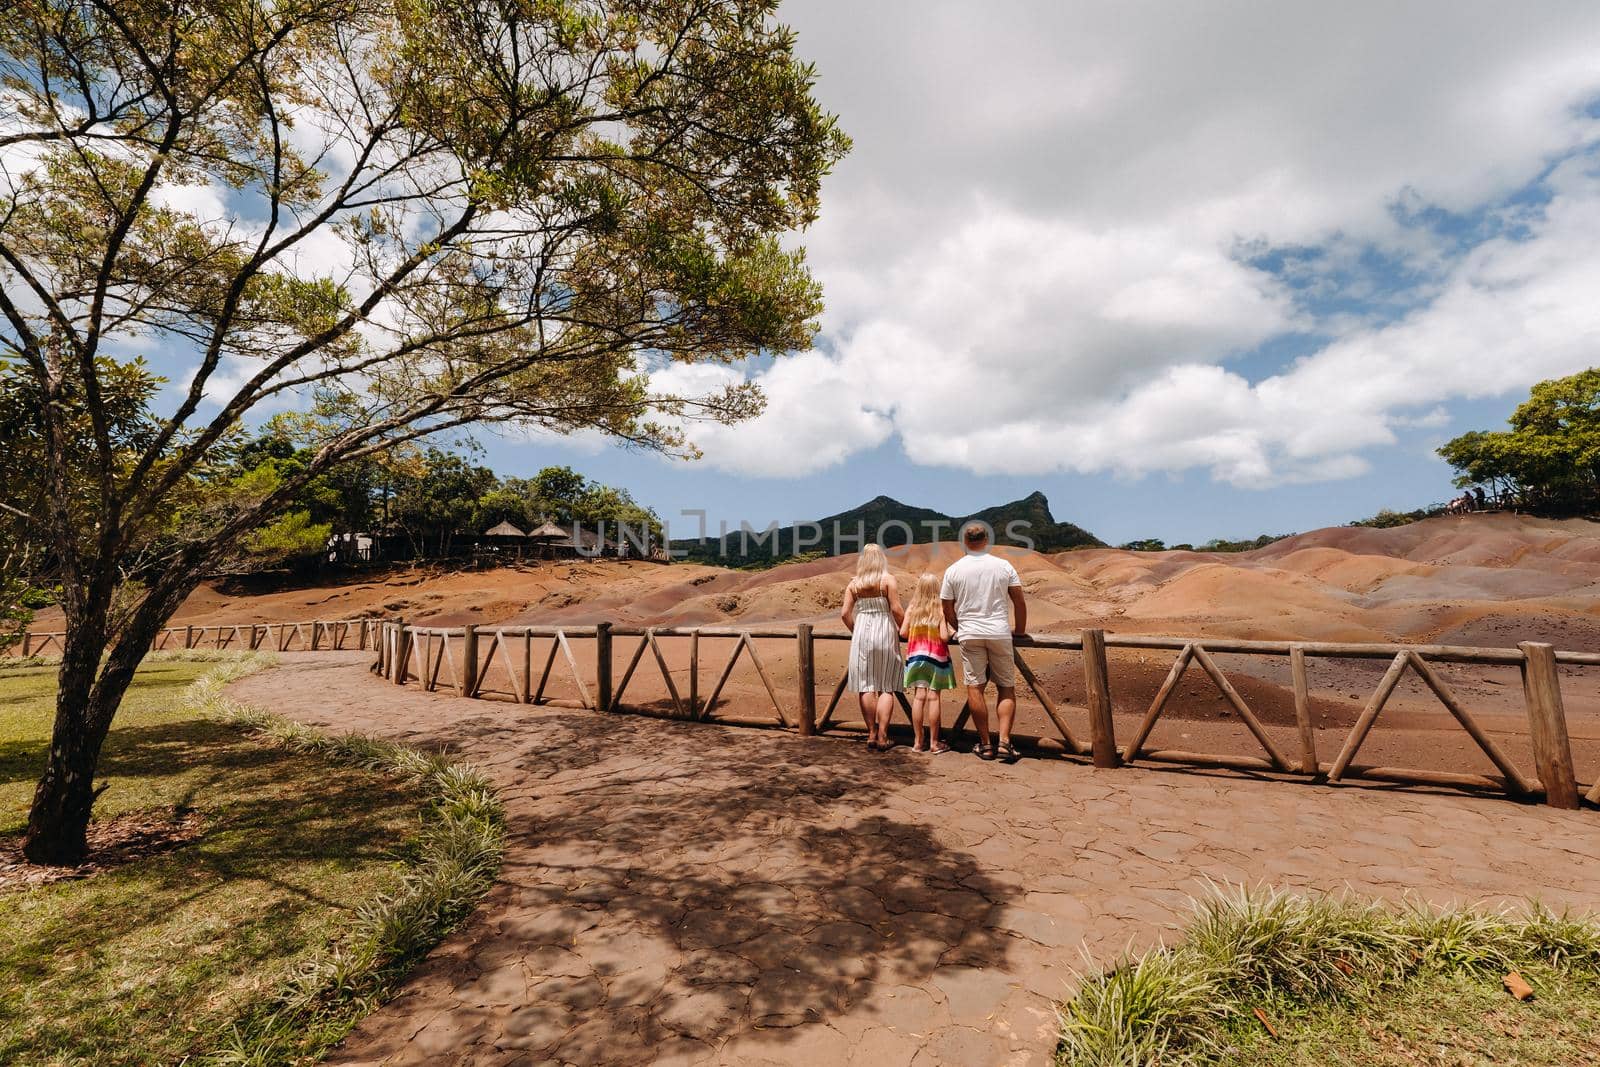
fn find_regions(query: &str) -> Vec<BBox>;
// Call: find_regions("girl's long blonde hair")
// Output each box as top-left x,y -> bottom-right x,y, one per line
905,572 -> 942,631
851,543 -> 890,595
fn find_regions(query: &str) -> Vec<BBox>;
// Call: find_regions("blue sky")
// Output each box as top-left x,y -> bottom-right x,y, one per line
468,394 -> 1512,547
96,2 -> 1600,548
457,2 -> 1600,547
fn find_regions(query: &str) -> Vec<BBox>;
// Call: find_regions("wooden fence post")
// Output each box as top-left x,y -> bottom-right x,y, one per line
1519,642 -> 1580,809
460,624 -> 478,697
595,622 -> 613,712
797,623 -> 816,736
19,632 -> 29,657
688,630 -> 700,720
184,624 -> 194,649
520,631 -> 532,703
311,621 -> 322,650
1290,645 -> 1318,774
394,619 -> 410,685
1081,628 -> 1120,768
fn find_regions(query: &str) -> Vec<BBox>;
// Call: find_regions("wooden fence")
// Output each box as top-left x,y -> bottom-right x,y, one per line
370,620 -> 1599,812
10,619 -> 375,657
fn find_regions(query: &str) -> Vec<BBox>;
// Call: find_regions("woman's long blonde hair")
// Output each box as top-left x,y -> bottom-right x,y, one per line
851,543 -> 890,595
905,572 -> 942,631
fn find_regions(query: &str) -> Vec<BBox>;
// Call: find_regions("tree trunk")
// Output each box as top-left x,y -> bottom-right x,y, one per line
22,632 -> 125,864
22,586 -> 182,865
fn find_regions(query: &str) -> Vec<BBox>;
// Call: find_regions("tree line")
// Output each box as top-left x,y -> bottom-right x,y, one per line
0,365 -> 660,641
236,415 -> 660,567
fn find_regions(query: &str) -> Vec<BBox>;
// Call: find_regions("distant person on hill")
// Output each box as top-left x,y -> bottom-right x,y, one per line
1474,486 -> 1488,511
841,543 -> 904,752
941,523 -> 1027,763
900,572 -> 955,754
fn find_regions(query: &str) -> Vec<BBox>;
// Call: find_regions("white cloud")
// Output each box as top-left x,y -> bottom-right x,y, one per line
649,353 -> 894,474
669,0 -> 1600,485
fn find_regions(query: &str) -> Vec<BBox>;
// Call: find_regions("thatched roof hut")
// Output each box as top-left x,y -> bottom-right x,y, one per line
484,520 -> 526,538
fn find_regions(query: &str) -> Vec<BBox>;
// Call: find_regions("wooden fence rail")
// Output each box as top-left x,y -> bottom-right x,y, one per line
368,619 -> 1598,812
17,616 -> 1595,810
9,619 -> 377,657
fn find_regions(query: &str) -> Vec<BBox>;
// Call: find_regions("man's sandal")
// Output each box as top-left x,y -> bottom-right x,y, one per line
975,744 -> 995,761
998,741 -> 1020,763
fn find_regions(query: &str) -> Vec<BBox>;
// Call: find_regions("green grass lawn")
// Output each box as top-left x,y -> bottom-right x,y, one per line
0,657 -> 423,1066
1225,963 -> 1600,1066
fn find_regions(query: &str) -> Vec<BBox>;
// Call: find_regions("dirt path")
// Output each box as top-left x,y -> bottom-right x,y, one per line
230,654 -> 1600,1067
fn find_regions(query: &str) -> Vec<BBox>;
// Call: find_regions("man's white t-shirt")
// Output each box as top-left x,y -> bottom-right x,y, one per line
940,551 -> 1022,640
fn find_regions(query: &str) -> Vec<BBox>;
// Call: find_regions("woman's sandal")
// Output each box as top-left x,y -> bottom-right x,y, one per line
929,741 -> 951,755
998,741 -> 1020,764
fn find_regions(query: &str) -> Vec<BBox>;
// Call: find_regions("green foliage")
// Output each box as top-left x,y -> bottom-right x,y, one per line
1348,507 -> 1433,529
1056,886 -> 1600,1067
0,579 -> 32,653
244,510 -> 333,567
1438,368 -> 1600,514
1194,534 -> 1291,553
0,657 -> 419,1062
737,548 -> 828,570
1221,961 -> 1600,1066
1117,534 -> 1289,554
191,671 -> 505,1065
0,654 -> 505,1063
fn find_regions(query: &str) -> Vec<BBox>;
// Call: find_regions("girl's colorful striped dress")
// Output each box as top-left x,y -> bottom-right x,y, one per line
903,623 -> 955,691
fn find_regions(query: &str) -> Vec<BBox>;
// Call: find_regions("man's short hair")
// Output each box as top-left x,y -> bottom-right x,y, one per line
962,522 -> 988,545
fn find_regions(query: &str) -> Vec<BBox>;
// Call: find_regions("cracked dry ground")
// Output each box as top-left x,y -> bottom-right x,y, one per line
228,654 -> 1600,1067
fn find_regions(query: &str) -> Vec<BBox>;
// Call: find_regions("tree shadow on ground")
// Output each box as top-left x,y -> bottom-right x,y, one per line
359,707 -> 1019,1064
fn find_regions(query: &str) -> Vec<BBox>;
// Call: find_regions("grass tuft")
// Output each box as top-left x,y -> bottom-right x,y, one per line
1059,945 -> 1228,1066
1057,886 -> 1600,1066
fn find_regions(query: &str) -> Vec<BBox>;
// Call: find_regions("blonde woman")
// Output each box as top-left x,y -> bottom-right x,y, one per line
899,572 -> 955,753
840,543 -> 904,751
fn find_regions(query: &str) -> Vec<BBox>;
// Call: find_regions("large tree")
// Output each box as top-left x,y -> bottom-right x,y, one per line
0,0 -> 846,863
1438,368 -> 1600,513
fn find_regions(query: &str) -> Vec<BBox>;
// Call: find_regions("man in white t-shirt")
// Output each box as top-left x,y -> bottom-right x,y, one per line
940,523 -> 1028,763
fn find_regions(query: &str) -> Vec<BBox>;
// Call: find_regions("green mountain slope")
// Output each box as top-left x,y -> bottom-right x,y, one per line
670,491 -> 1102,567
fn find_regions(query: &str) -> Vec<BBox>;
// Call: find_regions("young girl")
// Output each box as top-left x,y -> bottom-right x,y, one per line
840,543 -> 904,751
899,572 -> 955,754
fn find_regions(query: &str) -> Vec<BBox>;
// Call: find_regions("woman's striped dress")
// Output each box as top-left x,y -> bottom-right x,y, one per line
903,623 -> 955,691
848,595 -> 903,693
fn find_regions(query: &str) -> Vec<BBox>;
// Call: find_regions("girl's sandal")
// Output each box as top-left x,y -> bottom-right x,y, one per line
929,742 -> 951,755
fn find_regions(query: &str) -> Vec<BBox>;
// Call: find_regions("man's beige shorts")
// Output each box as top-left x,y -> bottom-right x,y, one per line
958,636 -> 1016,688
